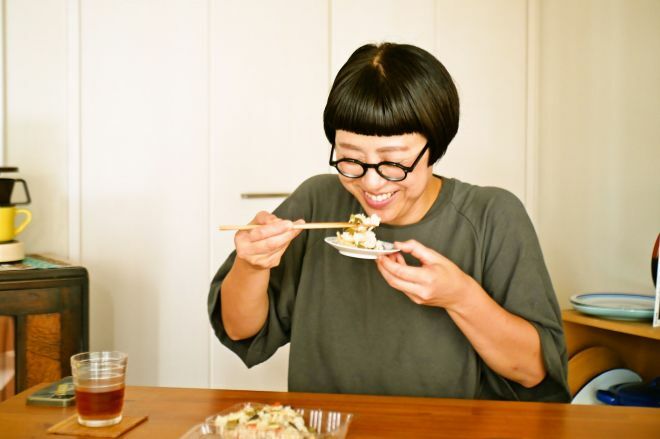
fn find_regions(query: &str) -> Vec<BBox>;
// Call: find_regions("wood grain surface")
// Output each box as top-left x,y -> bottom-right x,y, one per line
563,310 -> 660,381
48,414 -> 148,438
26,313 -> 61,388
563,309 -> 660,340
1,384 -> 659,438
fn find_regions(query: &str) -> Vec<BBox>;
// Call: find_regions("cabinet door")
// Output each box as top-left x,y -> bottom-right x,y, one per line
210,0 -> 330,391
0,281 -> 86,393
81,0 -> 211,388
434,0 -> 529,201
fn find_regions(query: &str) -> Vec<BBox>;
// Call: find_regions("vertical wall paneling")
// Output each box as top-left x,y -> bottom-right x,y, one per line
434,0 -> 528,201
0,0 -> 5,165
80,0 -> 210,387
5,0 -> 69,256
538,0 -> 660,305
525,0 -> 540,224
206,0 -> 214,391
67,0 -> 81,261
210,0 -> 330,391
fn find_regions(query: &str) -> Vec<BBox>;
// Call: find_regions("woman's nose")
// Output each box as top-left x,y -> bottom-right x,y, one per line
361,167 -> 388,189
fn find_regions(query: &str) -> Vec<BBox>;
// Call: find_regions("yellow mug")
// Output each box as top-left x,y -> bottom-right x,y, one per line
0,206 -> 32,242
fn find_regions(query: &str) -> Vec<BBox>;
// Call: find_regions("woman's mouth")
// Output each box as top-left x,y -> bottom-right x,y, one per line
364,191 -> 396,208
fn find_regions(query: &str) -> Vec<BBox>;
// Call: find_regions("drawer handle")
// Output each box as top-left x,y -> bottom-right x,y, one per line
240,192 -> 291,199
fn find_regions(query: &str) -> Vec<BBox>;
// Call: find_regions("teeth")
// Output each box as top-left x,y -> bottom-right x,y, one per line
366,192 -> 393,202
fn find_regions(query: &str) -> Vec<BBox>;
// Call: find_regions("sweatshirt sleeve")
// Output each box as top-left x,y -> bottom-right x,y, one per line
207,181 -> 313,368
477,188 -> 570,402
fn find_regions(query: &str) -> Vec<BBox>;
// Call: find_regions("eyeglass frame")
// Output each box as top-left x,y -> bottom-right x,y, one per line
328,142 -> 430,182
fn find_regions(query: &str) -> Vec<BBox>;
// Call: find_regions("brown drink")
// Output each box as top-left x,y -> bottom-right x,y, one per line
71,351 -> 128,427
75,384 -> 125,422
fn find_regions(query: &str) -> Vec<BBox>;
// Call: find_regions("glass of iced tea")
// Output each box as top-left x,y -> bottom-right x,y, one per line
70,351 -> 128,427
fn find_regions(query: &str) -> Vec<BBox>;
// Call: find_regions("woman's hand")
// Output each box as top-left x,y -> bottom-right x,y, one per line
234,211 -> 305,270
375,239 -> 474,311
377,239 -> 546,386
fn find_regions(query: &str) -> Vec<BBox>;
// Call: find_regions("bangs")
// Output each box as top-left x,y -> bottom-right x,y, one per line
324,66 -> 425,141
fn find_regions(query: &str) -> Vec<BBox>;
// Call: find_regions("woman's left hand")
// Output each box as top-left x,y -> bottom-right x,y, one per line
376,239 -> 474,310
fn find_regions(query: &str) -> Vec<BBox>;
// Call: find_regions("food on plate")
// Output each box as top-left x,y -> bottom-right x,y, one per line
336,213 -> 383,250
210,402 -> 314,437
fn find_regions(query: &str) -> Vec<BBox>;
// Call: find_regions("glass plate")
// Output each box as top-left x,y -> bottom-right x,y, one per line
324,236 -> 399,259
570,293 -> 655,320
179,402 -> 353,438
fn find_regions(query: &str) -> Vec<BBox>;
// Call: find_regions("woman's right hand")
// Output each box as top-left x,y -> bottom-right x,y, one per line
234,211 -> 305,269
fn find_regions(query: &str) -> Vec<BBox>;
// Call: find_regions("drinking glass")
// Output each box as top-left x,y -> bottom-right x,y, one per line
70,351 -> 128,427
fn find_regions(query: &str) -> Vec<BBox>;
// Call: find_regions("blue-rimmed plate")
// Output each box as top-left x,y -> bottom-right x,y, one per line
570,293 -> 655,320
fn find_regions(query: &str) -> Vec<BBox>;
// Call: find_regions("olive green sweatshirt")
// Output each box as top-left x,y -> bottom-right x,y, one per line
208,174 -> 570,402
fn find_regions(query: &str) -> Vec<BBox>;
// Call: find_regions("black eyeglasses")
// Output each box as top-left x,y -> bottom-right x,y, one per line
329,142 -> 430,182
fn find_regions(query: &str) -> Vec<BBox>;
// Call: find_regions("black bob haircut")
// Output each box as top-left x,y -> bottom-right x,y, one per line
323,42 -> 460,166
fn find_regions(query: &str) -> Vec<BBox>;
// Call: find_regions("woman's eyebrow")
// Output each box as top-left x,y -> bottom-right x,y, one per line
336,142 -> 409,153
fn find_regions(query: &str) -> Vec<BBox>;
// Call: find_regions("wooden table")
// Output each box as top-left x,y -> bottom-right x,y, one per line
1,384 -> 659,438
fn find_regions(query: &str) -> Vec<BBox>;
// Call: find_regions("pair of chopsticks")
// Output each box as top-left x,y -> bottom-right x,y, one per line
219,222 -> 353,231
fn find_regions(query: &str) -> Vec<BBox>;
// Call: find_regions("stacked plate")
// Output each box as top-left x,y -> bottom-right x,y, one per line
570,293 -> 655,320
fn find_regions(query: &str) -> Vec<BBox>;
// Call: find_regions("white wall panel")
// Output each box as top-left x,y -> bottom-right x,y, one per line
538,0 -> 660,305
5,0 -> 69,257
434,0 -> 529,201
210,0 -> 330,391
80,0 -> 210,387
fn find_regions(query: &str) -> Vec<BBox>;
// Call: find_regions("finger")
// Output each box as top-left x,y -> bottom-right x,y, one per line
393,251 -> 406,265
247,219 -> 294,241
291,219 -> 306,237
252,211 -> 278,225
250,228 -> 297,254
394,240 -> 443,265
376,259 -> 426,302
378,253 -> 429,285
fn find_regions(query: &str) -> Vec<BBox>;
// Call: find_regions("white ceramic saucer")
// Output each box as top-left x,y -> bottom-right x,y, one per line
324,237 -> 399,260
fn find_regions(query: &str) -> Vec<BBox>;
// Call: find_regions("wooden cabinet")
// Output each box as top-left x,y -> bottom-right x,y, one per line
563,309 -> 660,382
0,257 -> 88,394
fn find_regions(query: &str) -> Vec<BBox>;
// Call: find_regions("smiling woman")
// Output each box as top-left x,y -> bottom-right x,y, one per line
209,42 -> 570,402
330,131 -> 438,226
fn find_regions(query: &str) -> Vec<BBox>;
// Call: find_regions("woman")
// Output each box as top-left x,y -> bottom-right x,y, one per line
208,43 -> 570,402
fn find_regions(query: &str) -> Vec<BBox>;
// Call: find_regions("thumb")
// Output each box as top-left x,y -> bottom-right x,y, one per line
394,239 -> 442,265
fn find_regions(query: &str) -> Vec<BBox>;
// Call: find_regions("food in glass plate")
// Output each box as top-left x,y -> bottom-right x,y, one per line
210,402 -> 309,436
335,213 -> 382,250
197,402 -> 353,438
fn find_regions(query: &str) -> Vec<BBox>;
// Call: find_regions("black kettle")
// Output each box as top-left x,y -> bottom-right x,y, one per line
0,167 -> 31,206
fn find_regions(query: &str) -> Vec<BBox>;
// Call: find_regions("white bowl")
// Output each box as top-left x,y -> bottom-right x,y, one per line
572,368 -> 642,405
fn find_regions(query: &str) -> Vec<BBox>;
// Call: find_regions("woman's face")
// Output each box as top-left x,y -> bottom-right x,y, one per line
334,130 -> 440,226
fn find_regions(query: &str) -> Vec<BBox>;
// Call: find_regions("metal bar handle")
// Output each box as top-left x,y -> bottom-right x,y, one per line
240,192 -> 291,199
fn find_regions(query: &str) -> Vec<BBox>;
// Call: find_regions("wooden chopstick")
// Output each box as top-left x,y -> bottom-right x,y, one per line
219,222 -> 353,231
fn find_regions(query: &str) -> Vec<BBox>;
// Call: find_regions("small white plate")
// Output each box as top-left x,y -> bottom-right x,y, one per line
324,236 -> 400,259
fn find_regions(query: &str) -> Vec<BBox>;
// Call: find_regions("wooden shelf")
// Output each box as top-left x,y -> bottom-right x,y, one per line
562,309 -> 660,340
562,309 -> 660,382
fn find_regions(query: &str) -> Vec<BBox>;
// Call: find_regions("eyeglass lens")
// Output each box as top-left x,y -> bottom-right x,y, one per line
336,161 -> 406,181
